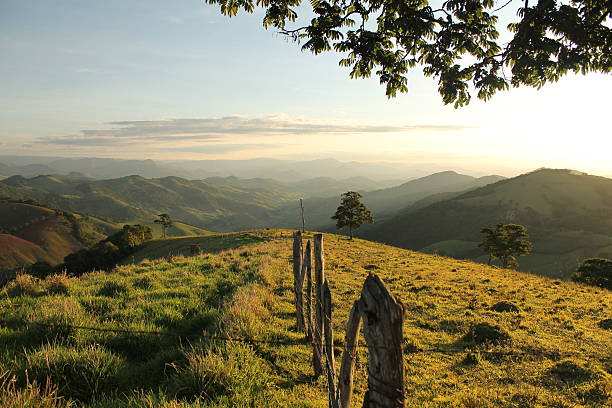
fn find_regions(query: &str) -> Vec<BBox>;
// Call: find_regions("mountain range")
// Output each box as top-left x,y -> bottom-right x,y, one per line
364,169 -> 612,277
1,162 -> 612,280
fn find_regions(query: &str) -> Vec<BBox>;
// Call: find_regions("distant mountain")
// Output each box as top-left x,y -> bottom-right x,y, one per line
0,201 -> 120,271
0,156 -> 447,184
202,175 -> 400,197
269,171 -> 505,230
364,169 -> 612,278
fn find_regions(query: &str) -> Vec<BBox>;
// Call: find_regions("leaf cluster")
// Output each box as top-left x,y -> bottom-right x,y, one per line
205,0 -> 611,106
571,257 -> 611,289
478,223 -> 533,267
331,191 -> 374,230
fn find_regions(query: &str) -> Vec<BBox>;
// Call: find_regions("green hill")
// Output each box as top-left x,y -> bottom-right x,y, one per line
269,171 -> 505,231
0,230 -> 609,407
0,201 -> 121,272
0,174 -> 299,231
365,169 -> 612,278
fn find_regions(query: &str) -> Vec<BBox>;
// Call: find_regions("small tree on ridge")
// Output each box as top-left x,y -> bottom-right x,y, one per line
479,223 -> 533,268
154,213 -> 173,238
332,191 -> 374,240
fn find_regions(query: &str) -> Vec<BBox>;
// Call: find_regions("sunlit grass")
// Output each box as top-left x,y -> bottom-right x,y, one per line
0,229 -> 610,407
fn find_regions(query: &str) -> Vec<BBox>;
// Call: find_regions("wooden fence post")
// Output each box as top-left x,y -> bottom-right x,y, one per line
360,274 -> 405,408
303,240 -> 313,341
292,231 -> 305,331
338,300 -> 362,408
313,233 -> 325,378
322,279 -> 340,408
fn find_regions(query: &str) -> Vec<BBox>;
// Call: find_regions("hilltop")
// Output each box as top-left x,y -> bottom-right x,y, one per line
269,171 -> 505,231
0,230 -> 609,407
365,169 -> 612,278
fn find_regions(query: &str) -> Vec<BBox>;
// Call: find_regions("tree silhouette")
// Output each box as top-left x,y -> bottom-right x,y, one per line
571,258 -> 611,289
205,0 -> 611,106
479,223 -> 533,268
154,214 -> 173,238
332,191 -> 374,240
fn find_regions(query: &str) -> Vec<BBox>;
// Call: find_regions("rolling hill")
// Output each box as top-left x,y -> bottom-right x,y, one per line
0,201 -> 121,272
269,171 -> 505,231
365,169 -> 612,278
0,174 -> 300,231
0,230 -> 609,407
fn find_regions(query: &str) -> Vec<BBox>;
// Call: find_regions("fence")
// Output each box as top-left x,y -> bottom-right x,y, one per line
291,231 -> 405,408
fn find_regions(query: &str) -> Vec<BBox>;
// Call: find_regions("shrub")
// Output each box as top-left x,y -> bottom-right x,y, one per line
43,273 -> 72,295
599,318 -> 612,330
463,322 -> 510,345
490,301 -> 520,313
25,262 -> 57,279
4,274 -> 41,297
168,343 -> 272,402
96,281 -> 130,298
545,359 -> 602,385
571,258 -> 611,290
22,344 -> 124,401
0,373 -> 74,408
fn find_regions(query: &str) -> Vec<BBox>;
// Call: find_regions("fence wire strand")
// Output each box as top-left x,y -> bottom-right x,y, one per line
0,318 -> 574,358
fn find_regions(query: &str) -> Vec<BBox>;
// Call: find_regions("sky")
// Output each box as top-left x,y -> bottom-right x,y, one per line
0,0 -> 610,177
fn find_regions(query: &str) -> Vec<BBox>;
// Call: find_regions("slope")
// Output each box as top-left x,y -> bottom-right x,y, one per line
0,175 -> 300,231
270,171 -> 505,230
0,201 -> 121,271
365,169 -> 612,278
0,230 -> 609,407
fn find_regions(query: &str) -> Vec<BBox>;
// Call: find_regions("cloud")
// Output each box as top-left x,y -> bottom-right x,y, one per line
161,143 -> 279,154
36,115 -> 472,147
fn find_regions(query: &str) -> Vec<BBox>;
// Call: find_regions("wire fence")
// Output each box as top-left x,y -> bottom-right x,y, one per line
0,317 -> 576,358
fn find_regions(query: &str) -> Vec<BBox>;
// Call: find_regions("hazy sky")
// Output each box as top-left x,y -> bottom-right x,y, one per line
1,0 -> 610,176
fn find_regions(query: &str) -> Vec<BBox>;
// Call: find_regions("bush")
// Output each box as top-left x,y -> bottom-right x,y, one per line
26,262 -> 57,279
168,343 -> 272,402
96,281 -> 130,298
43,273 -> 72,295
571,258 -> 611,290
22,344 -> 124,401
490,301 -> 520,313
0,373 -> 73,408
545,359 -> 602,385
4,274 -> 41,297
463,322 -> 510,345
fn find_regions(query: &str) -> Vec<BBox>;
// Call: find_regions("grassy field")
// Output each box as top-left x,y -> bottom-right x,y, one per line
0,229 -> 610,407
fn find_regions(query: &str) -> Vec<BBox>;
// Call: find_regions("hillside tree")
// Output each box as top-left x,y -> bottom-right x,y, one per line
204,0 -> 611,107
154,213 -> 173,238
479,223 -> 533,268
332,191 -> 374,239
571,258 -> 611,289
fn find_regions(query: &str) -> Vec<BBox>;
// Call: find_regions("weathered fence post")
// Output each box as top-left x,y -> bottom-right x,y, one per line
322,279 -> 340,408
338,300 -> 362,408
360,274 -> 405,408
293,231 -> 305,331
313,233 -> 325,378
303,240 -> 313,341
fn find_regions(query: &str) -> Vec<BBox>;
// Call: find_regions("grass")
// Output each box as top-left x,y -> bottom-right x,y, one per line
0,229 -> 610,407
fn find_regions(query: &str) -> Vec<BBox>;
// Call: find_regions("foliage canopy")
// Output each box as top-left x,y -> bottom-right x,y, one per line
571,258 -> 611,289
154,213 -> 173,238
204,0 -> 611,106
478,223 -> 533,268
332,191 -> 374,239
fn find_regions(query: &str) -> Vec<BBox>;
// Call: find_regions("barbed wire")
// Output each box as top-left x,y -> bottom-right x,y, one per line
0,317 -> 577,358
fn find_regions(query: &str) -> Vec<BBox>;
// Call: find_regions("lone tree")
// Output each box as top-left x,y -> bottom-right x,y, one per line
479,223 -> 533,268
332,191 -> 374,239
204,0 -> 611,107
571,258 -> 611,290
154,214 -> 173,238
